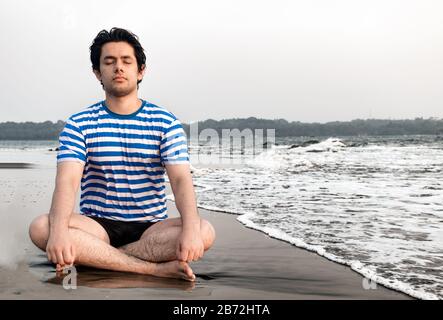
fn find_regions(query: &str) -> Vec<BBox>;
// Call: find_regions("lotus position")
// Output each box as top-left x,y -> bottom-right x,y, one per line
28,28 -> 215,281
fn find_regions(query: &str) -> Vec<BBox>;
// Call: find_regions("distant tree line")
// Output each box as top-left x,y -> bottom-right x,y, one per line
0,120 -> 65,140
182,117 -> 443,137
0,117 -> 442,140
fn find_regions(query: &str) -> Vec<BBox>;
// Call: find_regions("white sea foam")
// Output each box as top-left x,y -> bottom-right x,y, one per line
303,137 -> 347,152
187,136 -> 443,300
235,211 -> 440,300
168,192 -> 439,300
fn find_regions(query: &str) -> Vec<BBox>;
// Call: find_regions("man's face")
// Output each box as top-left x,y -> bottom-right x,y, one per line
94,41 -> 145,97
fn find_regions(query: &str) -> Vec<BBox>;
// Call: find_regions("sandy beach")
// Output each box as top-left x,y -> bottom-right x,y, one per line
0,163 -> 412,299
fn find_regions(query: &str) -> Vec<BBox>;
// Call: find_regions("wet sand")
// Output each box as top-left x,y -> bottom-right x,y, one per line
0,162 -> 34,169
0,164 -> 412,299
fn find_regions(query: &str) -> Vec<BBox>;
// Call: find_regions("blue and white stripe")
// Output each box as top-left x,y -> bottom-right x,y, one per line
57,99 -> 189,222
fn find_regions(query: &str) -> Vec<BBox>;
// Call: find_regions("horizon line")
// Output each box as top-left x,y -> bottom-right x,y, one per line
1,116 -> 443,125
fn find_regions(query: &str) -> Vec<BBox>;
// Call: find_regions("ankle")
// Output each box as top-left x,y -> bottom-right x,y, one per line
141,261 -> 156,275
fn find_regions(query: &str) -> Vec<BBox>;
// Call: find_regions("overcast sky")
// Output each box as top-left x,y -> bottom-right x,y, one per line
0,0 -> 442,123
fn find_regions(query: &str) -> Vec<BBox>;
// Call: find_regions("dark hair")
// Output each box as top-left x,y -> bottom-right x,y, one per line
90,27 -> 146,87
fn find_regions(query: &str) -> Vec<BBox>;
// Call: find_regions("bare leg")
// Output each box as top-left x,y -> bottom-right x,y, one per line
119,217 -> 216,262
67,228 -> 196,280
29,214 -> 195,281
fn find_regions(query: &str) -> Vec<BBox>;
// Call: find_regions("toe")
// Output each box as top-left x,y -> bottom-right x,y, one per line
185,268 -> 196,281
180,262 -> 195,281
182,274 -> 194,281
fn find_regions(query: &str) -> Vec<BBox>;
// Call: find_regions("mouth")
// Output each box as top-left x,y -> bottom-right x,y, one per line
113,77 -> 126,81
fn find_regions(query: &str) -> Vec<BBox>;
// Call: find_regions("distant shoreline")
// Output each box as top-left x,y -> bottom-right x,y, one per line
0,117 -> 442,140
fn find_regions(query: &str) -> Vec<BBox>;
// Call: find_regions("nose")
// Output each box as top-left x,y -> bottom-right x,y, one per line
114,60 -> 124,73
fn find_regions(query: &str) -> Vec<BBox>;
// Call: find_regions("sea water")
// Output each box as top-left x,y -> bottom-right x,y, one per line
189,135 -> 443,300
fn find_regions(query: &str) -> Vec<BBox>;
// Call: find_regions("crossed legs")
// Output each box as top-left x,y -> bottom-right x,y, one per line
28,213 -> 216,281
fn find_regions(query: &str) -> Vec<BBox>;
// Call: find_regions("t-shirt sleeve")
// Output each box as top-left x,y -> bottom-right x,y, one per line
160,119 -> 190,166
57,118 -> 87,164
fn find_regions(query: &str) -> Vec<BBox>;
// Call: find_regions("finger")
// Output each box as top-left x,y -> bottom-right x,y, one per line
67,246 -> 75,265
182,249 -> 189,262
176,243 -> 183,260
188,251 -> 194,262
189,251 -> 196,262
70,245 -> 76,265
56,251 -> 65,266
63,247 -> 73,265
176,245 -> 183,261
199,248 -> 205,259
189,250 -> 197,261
49,250 -> 58,264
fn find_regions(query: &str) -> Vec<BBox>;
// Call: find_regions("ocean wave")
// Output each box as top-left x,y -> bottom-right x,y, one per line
302,137 -> 347,153
235,211 -> 440,300
183,198 -> 440,300
183,139 -> 443,300
245,137 -> 347,170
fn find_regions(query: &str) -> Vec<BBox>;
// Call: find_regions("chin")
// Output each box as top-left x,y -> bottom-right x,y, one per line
107,86 -> 135,97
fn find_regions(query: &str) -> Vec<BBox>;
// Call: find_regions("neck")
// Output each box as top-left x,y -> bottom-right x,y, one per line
104,92 -> 142,115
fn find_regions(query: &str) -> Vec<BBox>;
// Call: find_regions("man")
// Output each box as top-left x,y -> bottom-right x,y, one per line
28,28 -> 215,282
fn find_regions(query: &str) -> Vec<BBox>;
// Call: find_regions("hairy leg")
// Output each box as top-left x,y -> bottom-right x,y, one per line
119,217 -> 216,262
29,214 -> 195,281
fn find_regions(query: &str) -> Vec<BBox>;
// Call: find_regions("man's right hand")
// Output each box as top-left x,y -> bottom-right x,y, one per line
46,231 -> 76,269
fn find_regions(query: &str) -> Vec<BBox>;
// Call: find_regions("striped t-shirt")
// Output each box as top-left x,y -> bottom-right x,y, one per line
57,99 -> 189,223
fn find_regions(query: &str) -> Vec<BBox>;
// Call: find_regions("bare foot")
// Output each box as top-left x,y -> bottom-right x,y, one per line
152,260 -> 196,282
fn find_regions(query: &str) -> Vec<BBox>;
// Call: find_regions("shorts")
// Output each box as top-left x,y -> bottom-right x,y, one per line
88,216 -> 158,247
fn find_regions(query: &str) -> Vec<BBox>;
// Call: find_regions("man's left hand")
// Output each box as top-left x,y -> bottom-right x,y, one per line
176,228 -> 205,262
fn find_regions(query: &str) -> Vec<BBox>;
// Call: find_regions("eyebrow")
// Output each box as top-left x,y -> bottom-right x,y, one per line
103,55 -> 134,60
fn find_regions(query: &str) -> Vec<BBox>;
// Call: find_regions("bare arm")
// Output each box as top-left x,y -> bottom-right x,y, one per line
46,161 -> 84,266
49,161 -> 84,231
166,164 -> 200,230
165,164 -> 203,261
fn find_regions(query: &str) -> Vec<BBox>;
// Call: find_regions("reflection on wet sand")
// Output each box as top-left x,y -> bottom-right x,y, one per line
45,266 -> 196,291
0,162 -> 34,169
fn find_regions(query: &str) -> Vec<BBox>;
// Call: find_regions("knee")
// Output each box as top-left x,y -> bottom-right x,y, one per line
200,219 -> 216,250
28,214 -> 50,250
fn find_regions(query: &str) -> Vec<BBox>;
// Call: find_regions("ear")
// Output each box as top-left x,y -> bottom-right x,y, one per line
93,69 -> 101,81
138,64 -> 146,81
